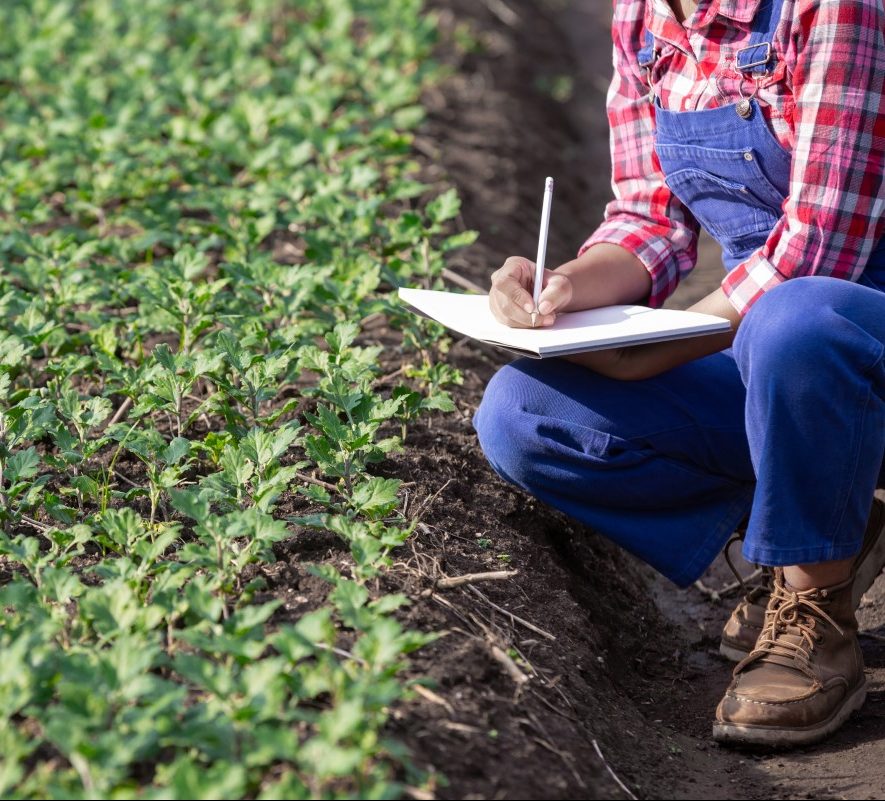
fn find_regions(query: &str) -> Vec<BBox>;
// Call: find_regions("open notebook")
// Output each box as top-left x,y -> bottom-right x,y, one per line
398,288 -> 731,358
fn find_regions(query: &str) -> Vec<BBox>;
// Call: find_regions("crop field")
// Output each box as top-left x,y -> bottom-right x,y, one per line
14,1 -> 874,799
0,1 -> 476,797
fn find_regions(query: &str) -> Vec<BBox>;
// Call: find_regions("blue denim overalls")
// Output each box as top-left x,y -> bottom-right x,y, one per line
473,0 -> 885,585
639,0 -> 885,287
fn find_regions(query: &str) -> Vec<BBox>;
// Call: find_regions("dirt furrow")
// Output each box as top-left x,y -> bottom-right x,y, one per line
419,1 -> 885,797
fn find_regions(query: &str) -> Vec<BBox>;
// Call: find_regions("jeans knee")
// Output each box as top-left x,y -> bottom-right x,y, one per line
734,277 -> 849,379
473,361 -> 539,485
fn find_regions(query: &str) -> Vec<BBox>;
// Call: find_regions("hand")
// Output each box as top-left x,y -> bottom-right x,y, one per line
488,256 -> 573,328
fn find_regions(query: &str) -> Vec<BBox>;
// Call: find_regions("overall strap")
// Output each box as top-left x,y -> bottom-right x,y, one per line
735,0 -> 785,75
637,0 -> 787,73
638,29 -> 656,69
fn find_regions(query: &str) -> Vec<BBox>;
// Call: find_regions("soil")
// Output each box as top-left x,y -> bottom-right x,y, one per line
377,0 -> 885,798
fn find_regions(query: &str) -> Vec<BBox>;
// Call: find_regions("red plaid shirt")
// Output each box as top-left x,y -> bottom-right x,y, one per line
581,0 -> 885,314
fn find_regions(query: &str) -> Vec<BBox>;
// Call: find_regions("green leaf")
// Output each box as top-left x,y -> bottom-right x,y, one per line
257,771 -> 310,800
392,105 -> 425,129
274,608 -> 336,662
326,321 -> 360,355
169,488 -> 211,522
426,188 -> 461,224
100,507 -> 145,552
5,448 -> 40,482
39,566 -> 83,604
152,343 -> 177,372
184,577 -> 224,623
297,483 -> 332,504
225,600 -> 282,636
163,436 -> 191,465
370,593 -> 410,614
349,476 -> 401,518
441,229 -> 479,251
154,757 -> 247,800
298,738 -> 364,778
330,580 -> 371,629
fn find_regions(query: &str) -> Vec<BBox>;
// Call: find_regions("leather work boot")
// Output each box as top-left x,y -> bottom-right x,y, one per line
713,570 -> 866,747
720,497 -> 885,662
719,568 -> 772,662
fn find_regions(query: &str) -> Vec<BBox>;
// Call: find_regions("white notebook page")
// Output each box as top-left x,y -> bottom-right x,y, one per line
398,288 -> 731,356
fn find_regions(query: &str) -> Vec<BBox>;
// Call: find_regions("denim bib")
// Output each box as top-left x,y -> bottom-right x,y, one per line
639,0 -> 885,290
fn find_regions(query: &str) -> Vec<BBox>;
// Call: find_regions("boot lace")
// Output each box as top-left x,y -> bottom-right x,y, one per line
749,581 -> 844,675
722,532 -> 769,602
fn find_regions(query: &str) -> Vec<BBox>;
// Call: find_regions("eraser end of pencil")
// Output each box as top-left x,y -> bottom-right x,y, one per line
530,311 -> 537,328
545,176 -> 554,191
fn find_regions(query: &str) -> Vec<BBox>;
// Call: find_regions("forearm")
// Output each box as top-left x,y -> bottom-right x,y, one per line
556,243 -> 653,311
565,286 -> 741,380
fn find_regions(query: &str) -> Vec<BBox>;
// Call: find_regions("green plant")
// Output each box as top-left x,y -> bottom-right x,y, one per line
0,1 -> 470,796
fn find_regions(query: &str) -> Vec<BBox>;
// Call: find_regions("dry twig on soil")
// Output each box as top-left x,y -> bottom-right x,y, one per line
412,683 -> 456,715
433,569 -> 518,590
694,567 -> 764,602
295,471 -> 338,493
410,478 -> 455,522
402,785 -> 435,801
106,396 -> 133,428
20,516 -> 50,533
489,643 -> 530,685
480,0 -> 520,27
360,311 -> 386,329
528,687 -> 581,723
525,709 -> 586,789
468,585 -> 557,641
593,739 -> 638,800
112,470 -> 141,489
440,720 -> 483,735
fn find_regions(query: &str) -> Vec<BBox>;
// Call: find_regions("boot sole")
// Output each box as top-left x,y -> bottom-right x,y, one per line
712,681 -> 867,748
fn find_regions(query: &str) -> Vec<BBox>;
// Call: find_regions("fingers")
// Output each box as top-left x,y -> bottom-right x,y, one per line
537,270 -> 573,316
489,257 -> 537,327
490,256 -> 534,303
489,285 -> 542,328
488,257 -> 558,328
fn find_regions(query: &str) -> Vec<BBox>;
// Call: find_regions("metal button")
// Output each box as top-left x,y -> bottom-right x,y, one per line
743,151 -> 754,161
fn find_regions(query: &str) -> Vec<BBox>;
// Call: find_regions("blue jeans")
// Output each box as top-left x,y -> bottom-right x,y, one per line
473,277 -> 885,586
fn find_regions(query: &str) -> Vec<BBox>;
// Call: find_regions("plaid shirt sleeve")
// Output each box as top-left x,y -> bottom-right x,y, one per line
578,7 -> 699,308
721,0 -> 885,315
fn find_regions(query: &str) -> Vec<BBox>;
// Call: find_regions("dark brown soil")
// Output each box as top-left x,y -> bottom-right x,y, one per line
378,1 -> 885,799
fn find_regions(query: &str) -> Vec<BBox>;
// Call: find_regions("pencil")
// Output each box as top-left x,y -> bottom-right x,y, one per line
532,176 -> 554,327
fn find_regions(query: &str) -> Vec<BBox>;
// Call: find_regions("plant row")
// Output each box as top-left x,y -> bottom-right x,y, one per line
0,1 -> 471,797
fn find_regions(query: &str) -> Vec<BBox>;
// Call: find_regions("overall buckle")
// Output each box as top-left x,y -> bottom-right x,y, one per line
735,42 -> 772,73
